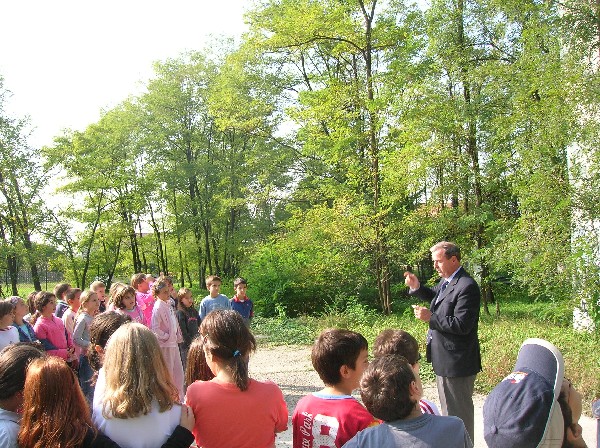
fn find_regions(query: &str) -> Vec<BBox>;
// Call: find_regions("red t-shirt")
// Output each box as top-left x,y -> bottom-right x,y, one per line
292,392 -> 379,448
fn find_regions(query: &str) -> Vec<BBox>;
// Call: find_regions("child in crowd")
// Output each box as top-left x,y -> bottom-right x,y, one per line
106,282 -> 126,311
0,343 -> 45,448
151,277 -> 184,400
184,336 -> 215,389
113,285 -> 146,325
92,323 -> 188,448
230,277 -> 254,327
176,287 -> 199,371
373,329 -> 440,415
90,280 -> 107,313
132,273 -> 154,326
73,290 -> 100,403
293,328 -> 378,448
199,275 -> 230,321
343,355 -> 472,448
53,282 -> 71,318
8,296 -> 38,343
23,291 -> 36,323
0,301 -> 19,351
62,287 -> 82,338
186,310 -> 288,448
32,291 -> 76,362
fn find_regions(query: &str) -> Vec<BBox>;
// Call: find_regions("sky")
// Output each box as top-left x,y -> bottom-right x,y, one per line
0,0 -> 249,149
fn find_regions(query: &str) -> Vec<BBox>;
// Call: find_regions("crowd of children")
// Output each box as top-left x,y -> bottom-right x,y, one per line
0,274 -> 588,448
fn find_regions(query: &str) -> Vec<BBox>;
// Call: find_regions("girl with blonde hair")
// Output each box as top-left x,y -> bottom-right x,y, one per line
73,290 -> 100,402
92,323 -> 185,448
185,310 -> 288,448
19,355 -> 195,448
151,277 -> 184,399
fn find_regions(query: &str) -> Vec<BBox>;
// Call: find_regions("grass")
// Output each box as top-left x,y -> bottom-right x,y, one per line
252,297 -> 600,414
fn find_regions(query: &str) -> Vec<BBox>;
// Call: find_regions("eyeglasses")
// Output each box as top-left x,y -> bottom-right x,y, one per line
415,353 -> 422,363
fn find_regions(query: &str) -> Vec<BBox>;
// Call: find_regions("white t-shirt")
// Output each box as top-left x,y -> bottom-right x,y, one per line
92,368 -> 182,448
0,327 -> 19,351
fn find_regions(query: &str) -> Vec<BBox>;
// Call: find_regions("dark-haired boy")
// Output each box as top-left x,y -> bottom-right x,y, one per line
373,329 -> 440,416
53,282 -> 71,318
292,329 -> 378,448
230,277 -> 254,327
343,354 -> 472,448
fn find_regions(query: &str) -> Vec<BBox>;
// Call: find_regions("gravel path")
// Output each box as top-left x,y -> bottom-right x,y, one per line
249,345 -> 597,448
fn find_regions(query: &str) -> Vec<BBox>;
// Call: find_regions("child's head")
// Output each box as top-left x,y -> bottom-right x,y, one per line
206,275 -> 222,297
151,278 -> 171,301
373,329 -> 420,364
131,273 -> 149,292
233,277 -> 248,298
185,336 -> 215,387
18,356 -> 92,447
90,280 -> 106,301
359,354 -> 418,422
177,287 -> 193,310
0,343 -> 45,410
113,285 -> 137,310
78,290 -> 99,315
311,328 -> 369,388
200,309 -> 256,391
26,291 -> 37,316
53,283 -> 71,301
65,288 -> 82,310
88,311 -> 131,375
101,323 -> 178,418
0,300 -> 15,328
7,296 -> 28,321
33,291 -> 56,319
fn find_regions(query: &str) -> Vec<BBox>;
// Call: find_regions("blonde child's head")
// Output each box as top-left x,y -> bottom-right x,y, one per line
112,285 -> 137,310
78,290 -> 99,316
90,280 -> 106,301
177,287 -> 193,310
151,278 -> 170,300
107,282 -> 127,308
101,323 -> 178,418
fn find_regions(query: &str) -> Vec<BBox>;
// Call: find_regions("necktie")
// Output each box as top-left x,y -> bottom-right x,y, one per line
435,280 -> 449,305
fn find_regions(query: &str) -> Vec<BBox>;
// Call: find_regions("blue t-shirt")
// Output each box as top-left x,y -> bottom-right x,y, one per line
199,294 -> 231,320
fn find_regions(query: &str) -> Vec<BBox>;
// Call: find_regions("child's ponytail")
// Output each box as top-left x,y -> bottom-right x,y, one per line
200,310 -> 256,392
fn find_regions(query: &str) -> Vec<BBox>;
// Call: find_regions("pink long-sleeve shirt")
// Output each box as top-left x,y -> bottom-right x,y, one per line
151,299 -> 183,347
34,315 -> 73,360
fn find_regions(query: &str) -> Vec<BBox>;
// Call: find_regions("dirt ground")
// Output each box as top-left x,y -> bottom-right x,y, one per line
249,345 -> 598,448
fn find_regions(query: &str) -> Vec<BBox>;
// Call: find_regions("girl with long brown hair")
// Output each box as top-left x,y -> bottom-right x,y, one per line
185,310 -> 288,448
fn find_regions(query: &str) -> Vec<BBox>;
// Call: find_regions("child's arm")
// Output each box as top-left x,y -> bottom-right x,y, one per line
151,304 -> 170,343
72,315 -> 90,349
274,386 -> 289,433
177,310 -> 192,346
199,299 -> 207,321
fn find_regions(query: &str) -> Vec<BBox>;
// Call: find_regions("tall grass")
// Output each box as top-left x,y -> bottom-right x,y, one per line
252,297 -> 599,412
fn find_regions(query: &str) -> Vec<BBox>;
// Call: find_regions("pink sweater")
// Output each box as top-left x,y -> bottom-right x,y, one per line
136,291 -> 155,327
151,299 -> 182,347
34,316 -> 73,359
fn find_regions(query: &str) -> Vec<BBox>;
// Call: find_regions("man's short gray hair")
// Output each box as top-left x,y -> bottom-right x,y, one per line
430,241 -> 461,261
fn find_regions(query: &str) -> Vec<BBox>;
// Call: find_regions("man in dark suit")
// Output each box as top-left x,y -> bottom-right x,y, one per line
404,241 -> 481,442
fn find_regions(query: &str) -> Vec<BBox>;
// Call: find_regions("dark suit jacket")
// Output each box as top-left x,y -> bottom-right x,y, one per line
410,267 -> 482,378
